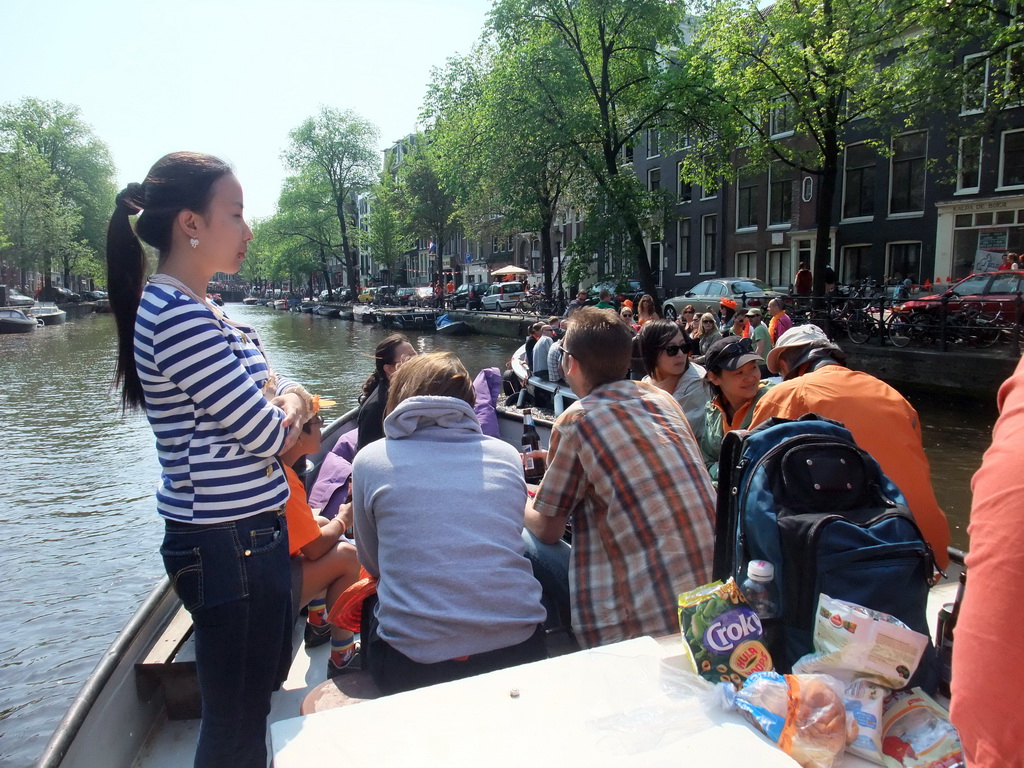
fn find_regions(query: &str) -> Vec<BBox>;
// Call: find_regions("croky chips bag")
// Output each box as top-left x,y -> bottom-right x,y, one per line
678,578 -> 774,686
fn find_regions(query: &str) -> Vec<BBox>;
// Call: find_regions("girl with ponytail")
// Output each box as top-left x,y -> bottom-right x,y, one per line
106,152 -> 313,768
356,332 -> 416,451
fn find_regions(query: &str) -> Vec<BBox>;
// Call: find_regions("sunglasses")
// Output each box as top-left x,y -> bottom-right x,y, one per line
683,310 -> 694,315
660,344 -> 688,356
701,320 -> 715,325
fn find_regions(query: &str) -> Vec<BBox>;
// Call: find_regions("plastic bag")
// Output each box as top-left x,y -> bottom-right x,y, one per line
719,671 -> 851,768
792,594 -> 929,689
881,688 -> 965,768
844,678 -> 887,764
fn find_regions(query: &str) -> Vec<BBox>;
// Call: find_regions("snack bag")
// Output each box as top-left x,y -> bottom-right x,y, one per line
678,578 -> 773,686
792,594 -> 929,689
880,688 -> 965,768
719,671 -> 851,768
844,679 -> 887,764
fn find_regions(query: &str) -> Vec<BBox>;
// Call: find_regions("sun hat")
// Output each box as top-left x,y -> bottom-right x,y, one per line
746,307 -> 762,318
704,336 -> 763,372
766,324 -> 830,373
720,297 -> 738,309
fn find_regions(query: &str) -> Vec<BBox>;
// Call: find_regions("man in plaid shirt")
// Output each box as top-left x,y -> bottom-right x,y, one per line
524,307 -> 716,648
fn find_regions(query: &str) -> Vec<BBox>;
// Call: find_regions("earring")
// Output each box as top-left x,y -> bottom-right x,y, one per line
190,237 -> 199,249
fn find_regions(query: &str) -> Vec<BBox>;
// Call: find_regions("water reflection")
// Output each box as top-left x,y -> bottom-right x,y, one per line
0,304 -> 994,765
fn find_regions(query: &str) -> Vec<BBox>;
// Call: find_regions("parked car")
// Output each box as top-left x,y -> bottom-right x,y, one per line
395,287 -> 417,306
4,287 -> 35,307
82,290 -> 108,302
451,283 -> 485,310
38,285 -> 82,304
662,277 -> 787,320
587,280 -> 645,307
412,286 -> 437,307
897,271 -> 1023,320
481,281 -> 527,312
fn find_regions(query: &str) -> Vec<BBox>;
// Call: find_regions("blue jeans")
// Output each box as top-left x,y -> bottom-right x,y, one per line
521,528 -> 571,617
161,509 -> 292,768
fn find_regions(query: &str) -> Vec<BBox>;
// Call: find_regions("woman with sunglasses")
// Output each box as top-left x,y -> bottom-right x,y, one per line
693,312 -> 722,362
699,336 -> 774,482
636,319 -> 711,439
636,293 -> 660,326
679,304 -> 700,337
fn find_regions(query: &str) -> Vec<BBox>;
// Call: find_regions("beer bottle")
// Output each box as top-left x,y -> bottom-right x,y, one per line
522,408 -> 545,482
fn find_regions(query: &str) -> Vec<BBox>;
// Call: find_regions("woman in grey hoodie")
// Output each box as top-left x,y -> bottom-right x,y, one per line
352,352 -> 547,694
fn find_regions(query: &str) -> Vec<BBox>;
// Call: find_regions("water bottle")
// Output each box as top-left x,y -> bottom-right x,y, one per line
741,560 -> 780,620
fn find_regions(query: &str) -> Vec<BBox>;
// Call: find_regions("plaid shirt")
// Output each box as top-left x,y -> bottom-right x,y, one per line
533,380 -> 716,648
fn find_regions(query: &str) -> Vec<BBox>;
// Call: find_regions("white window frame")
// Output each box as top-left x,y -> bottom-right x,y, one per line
701,214 -> 718,274
767,161 -> 793,228
677,161 -> 692,202
997,128 -> 1024,191
648,166 -> 661,192
961,52 -> 991,115
1005,44 -> 1023,108
888,130 -> 928,218
735,169 -> 759,232
766,249 -> 791,290
886,241 -> 923,284
735,250 -> 758,278
769,96 -> 796,138
676,217 -> 691,275
842,142 -> 875,223
956,136 -> 982,195
647,129 -> 660,159
840,243 -> 872,285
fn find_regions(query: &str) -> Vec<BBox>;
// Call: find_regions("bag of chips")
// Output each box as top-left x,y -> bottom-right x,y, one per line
678,579 -> 774,686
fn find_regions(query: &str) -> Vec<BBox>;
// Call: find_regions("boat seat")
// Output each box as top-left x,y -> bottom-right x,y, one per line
134,604 -> 201,720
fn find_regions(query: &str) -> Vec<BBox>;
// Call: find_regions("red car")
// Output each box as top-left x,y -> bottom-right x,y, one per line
898,271 -> 1023,321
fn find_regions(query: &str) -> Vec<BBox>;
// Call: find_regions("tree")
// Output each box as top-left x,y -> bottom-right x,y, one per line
0,98 -> 116,270
399,139 -> 459,286
366,171 -> 412,285
673,0 -> 955,295
424,43 -> 576,300
283,107 -> 381,291
487,0 -> 687,301
0,139 -> 82,287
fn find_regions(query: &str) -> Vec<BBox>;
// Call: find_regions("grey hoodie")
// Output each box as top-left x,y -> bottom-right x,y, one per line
352,396 -> 545,663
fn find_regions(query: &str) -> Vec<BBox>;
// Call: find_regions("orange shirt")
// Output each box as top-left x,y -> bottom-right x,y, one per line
749,365 -> 950,568
951,355 -> 1024,768
284,464 -> 322,556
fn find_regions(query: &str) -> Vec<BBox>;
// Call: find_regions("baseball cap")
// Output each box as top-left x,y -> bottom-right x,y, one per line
746,307 -> 762,318
704,336 -> 763,372
766,324 -> 830,373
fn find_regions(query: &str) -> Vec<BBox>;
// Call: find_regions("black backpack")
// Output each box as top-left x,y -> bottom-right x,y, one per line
712,414 -> 939,692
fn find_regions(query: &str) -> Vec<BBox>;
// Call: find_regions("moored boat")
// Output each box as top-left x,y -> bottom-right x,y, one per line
509,343 -> 579,417
0,307 -> 40,333
242,296 -> 259,306
435,313 -> 472,335
29,302 -> 67,325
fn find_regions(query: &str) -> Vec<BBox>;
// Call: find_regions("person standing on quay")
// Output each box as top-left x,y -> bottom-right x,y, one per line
106,152 -> 314,768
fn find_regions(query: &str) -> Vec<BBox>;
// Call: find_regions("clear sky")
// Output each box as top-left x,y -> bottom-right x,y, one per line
0,0 -> 492,220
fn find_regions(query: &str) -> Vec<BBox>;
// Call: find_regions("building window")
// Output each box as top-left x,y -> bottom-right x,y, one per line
1005,45 -> 1023,107
677,162 -> 692,202
647,129 -> 660,158
700,156 -> 717,200
770,96 -> 795,137
677,218 -> 691,274
887,242 -> 921,283
736,169 -> 759,230
768,162 -> 793,226
492,237 -> 498,253
889,131 -> 927,215
648,167 -> 661,192
621,143 -> 634,163
650,242 -> 663,287
841,245 -> 872,284
961,52 -> 990,115
701,215 -> 718,273
843,143 -> 875,219
766,249 -> 790,289
506,235 -> 513,251
957,137 -> 982,194
735,251 -> 757,277
999,129 -> 1024,189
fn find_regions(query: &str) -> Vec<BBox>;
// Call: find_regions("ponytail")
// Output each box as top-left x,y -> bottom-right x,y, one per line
107,184 -> 147,411
361,333 -> 411,399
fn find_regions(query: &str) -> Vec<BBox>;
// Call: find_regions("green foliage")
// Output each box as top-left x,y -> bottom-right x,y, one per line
398,139 -> 459,281
367,171 -> 412,280
283,106 -> 381,289
0,97 -> 116,262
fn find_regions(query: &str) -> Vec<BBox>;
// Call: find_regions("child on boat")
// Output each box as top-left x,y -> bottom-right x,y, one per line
278,398 -> 362,678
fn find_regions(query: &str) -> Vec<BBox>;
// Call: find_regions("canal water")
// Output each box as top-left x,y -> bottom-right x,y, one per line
0,304 -> 996,766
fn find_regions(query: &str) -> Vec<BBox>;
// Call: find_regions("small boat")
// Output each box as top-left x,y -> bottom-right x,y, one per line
242,296 -> 259,306
0,307 -> 40,333
352,304 -> 377,324
94,298 -> 111,314
377,309 -> 436,331
273,299 -> 289,311
435,313 -> 472,335
29,302 -> 67,325
510,343 -> 579,417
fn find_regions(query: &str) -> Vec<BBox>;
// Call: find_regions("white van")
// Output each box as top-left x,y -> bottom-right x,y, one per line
481,281 -> 526,311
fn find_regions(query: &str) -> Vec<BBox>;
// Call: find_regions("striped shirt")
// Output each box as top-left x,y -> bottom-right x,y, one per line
135,284 -> 295,523
532,380 -> 716,648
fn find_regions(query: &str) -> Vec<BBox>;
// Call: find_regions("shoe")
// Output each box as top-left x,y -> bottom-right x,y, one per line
304,620 -> 332,648
327,641 -> 361,678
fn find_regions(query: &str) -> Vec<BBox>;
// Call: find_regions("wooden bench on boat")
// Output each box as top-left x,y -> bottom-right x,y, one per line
134,604 -> 201,720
